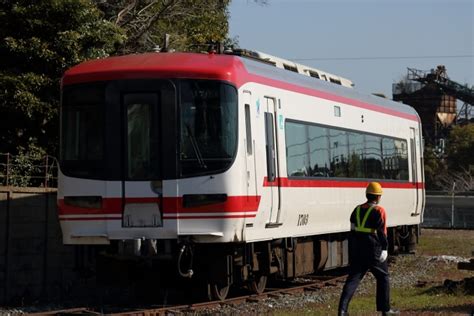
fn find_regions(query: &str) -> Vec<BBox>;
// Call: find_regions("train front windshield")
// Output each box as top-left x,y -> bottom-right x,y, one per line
60,79 -> 238,180
179,81 -> 237,176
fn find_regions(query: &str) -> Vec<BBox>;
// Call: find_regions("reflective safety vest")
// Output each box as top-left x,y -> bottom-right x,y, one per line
354,205 -> 377,233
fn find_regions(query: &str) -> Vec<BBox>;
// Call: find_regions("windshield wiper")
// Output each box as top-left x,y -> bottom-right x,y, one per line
185,124 -> 207,169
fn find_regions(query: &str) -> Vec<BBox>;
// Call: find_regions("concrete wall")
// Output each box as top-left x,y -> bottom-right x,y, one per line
0,187 -> 79,305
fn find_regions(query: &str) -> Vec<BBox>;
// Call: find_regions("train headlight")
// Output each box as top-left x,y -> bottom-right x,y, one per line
64,196 -> 102,209
182,194 -> 227,208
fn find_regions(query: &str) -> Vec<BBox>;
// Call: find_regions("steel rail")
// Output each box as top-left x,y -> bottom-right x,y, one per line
28,274 -> 347,316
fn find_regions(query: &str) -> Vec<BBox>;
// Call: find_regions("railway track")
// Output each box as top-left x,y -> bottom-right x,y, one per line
27,274 -> 347,316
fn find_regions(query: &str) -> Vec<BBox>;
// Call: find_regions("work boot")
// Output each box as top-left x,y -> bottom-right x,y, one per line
381,309 -> 399,316
338,311 -> 349,316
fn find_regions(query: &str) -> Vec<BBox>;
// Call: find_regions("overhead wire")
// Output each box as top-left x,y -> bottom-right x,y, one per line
291,55 -> 474,62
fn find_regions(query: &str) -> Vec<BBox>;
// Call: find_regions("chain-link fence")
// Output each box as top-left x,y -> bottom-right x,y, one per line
0,153 -> 58,188
423,191 -> 474,229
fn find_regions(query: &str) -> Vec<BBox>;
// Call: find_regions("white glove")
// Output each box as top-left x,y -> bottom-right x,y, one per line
379,250 -> 388,262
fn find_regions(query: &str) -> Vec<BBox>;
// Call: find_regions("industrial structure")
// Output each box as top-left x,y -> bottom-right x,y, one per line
393,65 -> 474,146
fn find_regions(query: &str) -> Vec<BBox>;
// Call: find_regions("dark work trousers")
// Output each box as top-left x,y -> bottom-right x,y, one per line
338,260 -> 390,312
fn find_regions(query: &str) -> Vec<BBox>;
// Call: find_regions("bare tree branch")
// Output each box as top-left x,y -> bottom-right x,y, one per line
99,0 -> 230,53
115,0 -> 138,26
125,0 -> 181,47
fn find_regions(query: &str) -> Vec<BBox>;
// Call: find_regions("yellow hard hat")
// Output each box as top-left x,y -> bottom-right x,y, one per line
366,182 -> 383,195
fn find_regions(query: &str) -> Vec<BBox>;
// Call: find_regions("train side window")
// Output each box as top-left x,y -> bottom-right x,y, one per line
308,125 -> 330,177
329,129 -> 348,177
365,135 -> 382,179
285,120 -> 410,182
410,132 -> 417,184
395,139 -> 409,180
245,104 -> 252,155
264,112 -> 276,181
382,138 -> 397,179
382,138 -> 409,180
347,132 -> 365,178
285,122 -> 310,177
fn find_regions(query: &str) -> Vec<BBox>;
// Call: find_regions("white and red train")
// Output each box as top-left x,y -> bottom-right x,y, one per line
58,49 -> 424,300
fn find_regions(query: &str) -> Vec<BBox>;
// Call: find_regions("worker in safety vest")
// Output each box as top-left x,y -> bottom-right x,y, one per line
338,182 -> 399,316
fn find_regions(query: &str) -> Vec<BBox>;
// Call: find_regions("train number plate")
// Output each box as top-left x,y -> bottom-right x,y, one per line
297,214 -> 309,226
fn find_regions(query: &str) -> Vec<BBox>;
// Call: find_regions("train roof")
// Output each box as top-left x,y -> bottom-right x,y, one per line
62,52 -> 420,122
62,52 -> 241,85
235,49 -> 354,88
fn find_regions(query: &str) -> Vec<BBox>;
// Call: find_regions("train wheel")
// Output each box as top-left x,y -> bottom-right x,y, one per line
249,274 -> 267,294
207,282 -> 230,301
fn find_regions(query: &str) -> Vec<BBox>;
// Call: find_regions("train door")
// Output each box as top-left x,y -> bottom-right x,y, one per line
243,91 -> 257,199
122,91 -> 162,227
264,97 -> 281,225
410,127 -> 420,215
117,80 -> 174,229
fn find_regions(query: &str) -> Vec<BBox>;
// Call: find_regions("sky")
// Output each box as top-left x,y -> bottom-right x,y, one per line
229,0 -> 474,99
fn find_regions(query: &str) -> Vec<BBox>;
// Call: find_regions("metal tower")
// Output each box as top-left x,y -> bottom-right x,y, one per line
407,66 -> 474,123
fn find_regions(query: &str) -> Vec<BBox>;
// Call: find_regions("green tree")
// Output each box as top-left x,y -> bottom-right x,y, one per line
0,0 -> 124,156
423,144 -> 447,190
97,0 -> 231,54
446,124 -> 474,171
424,125 -> 474,191
0,0 -> 247,187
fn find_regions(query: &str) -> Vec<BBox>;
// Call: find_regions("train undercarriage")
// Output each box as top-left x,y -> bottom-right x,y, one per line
90,225 -> 418,301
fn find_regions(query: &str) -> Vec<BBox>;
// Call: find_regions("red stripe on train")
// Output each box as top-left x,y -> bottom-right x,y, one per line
58,215 -> 255,221
263,177 -> 425,189
241,73 -> 420,122
163,214 -> 256,220
58,196 -> 261,216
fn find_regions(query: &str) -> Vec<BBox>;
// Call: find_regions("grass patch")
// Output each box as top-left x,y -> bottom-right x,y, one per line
418,229 -> 474,257
274,229 -> 474,315
347,286 -> 473,314
277,282 -> 474,316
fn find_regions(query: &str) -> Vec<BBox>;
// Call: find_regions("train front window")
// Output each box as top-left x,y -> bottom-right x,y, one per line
61,84 -> 105,178
125,93 -> 160,180
179,80 -> 238,177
